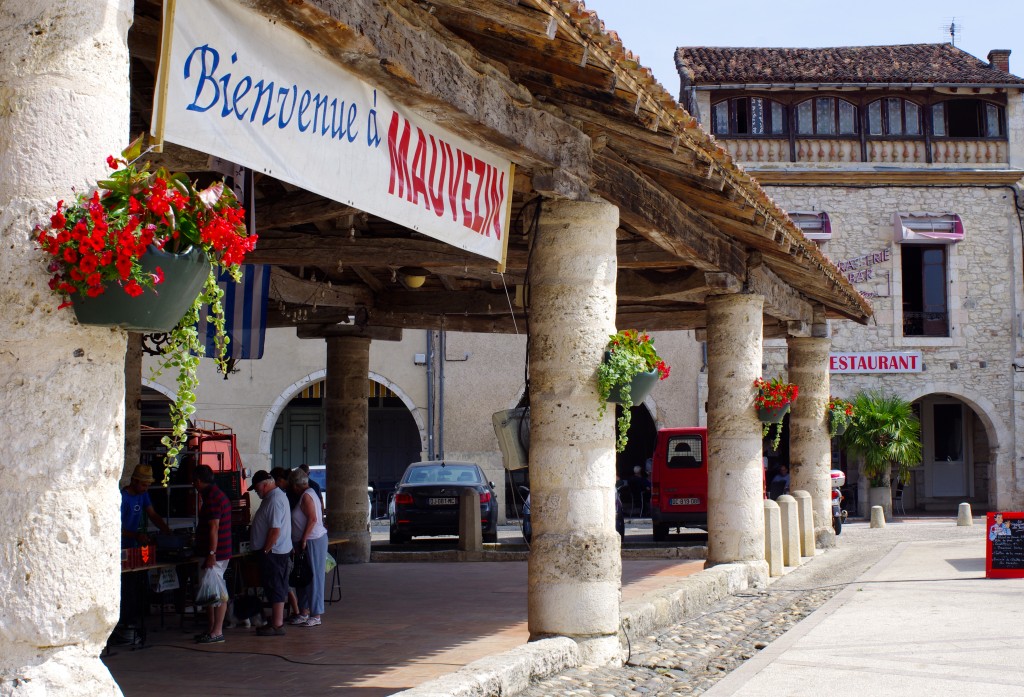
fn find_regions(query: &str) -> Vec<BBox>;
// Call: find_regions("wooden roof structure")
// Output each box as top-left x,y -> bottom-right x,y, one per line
127,0 -> 872,339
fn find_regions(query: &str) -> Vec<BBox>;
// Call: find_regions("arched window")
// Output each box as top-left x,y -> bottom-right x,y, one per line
711,97 -> 786,136
795,97 -> 857,136
931,99 -> 1005,138
867,98 -> 922,136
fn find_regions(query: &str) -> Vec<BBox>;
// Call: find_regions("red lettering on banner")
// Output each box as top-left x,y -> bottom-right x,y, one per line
387,112 -> 411,199
410,127 -> 429,209
879,355 -> 890,370
426,134 -> 445,218
386,112 -> 507,239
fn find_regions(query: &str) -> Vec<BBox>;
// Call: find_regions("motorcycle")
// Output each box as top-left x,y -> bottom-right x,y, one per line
831,469 -> 848,534
520,484 -> 625,543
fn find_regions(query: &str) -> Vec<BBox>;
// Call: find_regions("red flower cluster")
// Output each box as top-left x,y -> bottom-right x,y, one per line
36,153 -> 257,309
753,377 -> 799,410
827,397 -> 854,417
608,329 -> 671,380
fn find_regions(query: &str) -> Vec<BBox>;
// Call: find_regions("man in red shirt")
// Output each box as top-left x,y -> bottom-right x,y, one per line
193,465 -> 233,644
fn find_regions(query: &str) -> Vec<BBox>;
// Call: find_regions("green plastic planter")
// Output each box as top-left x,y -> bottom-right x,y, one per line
757,403 -> 791,423
609,368 -> 660,405
72,245 -> 210,333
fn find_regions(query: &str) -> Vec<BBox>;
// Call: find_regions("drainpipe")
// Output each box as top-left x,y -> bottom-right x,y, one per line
438,329 -> 445,459
426,331 -> 435,460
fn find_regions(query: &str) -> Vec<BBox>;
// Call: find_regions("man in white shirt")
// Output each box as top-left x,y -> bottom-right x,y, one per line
248,470 -> 293,636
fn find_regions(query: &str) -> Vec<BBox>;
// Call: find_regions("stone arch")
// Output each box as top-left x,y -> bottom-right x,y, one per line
142,377 -> 175,401
258,370 -> 427,456
902,382 -> 1009,508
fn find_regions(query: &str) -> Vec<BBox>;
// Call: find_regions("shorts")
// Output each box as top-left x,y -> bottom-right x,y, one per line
258,552 -> 291,604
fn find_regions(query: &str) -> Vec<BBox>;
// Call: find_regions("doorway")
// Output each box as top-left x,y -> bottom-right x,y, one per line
922,398 -> 970,498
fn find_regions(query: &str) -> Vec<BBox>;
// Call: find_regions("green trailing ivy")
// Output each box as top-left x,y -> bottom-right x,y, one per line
596,330 -> 670,452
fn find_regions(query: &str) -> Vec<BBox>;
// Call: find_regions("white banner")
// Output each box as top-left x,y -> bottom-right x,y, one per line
829,351 -> 923,374
153,0 -> 512,263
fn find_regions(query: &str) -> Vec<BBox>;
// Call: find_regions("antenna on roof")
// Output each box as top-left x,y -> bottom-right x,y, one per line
939,18 -> 962,46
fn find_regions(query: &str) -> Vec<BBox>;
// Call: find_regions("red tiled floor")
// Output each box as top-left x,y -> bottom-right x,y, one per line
104,558 -> 702,696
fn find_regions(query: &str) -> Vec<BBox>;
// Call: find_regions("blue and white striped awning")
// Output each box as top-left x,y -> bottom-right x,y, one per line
197,265 -> 270,360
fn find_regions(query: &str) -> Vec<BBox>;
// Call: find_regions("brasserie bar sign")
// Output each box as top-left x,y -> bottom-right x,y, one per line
829,351 -> 922,373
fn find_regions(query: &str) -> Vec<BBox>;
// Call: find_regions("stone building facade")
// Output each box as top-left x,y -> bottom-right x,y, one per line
677,44 -> 1024,513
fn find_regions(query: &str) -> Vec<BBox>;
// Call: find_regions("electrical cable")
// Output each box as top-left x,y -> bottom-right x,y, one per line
126,642 -> 464,667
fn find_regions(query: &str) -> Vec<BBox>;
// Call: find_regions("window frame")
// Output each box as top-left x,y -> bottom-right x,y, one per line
711,96 -> 788,137
866,97 -> 924,138
901,244 -> 949,338
788,211 -> 832,241
795,96 -> 859,137
930,99 -> 1006,139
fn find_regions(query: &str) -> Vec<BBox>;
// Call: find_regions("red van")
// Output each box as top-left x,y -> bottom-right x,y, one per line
650,427 -> 709,541
650,426 -> 769,541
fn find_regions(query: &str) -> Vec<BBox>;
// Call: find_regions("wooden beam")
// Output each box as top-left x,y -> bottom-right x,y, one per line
746,256 -> 813,324
617,269 -> 709,303
257,190 -> 356,228
593,152 -> 746,278
376,290 -> 515,315
247,232 -> 521,269
269,267 -> 374,307
296,325 -> 403,340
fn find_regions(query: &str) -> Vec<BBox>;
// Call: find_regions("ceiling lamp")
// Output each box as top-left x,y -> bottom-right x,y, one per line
398,266 -> 429,289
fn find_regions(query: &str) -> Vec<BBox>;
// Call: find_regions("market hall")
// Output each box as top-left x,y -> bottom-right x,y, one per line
0,0 -> 869,693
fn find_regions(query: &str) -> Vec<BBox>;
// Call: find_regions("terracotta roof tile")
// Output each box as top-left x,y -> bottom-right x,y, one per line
675,44 -> 1024,85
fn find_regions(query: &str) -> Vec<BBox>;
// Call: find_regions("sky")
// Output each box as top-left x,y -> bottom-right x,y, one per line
582,1 -> 1024,95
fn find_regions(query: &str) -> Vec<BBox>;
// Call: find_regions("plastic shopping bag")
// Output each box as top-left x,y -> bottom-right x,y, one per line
195,569 -> 229,607
325,553 -> 337,574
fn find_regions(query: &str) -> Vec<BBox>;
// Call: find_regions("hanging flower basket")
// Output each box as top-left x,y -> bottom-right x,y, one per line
597,330 -> 671,452
826,396 -> 855,438
36,136 -> 258,480
754,376 -> 799,451
70,245 -> 210,332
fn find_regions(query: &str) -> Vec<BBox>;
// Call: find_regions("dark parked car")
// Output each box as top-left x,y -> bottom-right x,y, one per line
388,461 -> 498,544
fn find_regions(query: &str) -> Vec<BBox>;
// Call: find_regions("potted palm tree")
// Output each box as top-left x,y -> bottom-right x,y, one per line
842,391 -> 922,520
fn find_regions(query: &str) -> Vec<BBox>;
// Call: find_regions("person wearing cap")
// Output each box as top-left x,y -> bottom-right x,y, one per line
121,464 -> 171,548
248,469 -> 293,636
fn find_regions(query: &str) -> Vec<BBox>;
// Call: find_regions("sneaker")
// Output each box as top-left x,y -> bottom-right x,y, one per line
193,632 -> 211,642
284,613 -> 303,624
196,634 -> 225,644
287,614 -> 309,626
301,616 -> 321,627
256,624 -> 286,637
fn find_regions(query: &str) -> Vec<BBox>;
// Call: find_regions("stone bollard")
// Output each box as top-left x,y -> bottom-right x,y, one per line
870,505 -> 886,528
776,495 -> 801,567
957,502 -> 974,526
791,490 -> 815,557
763,499 -> 783,577
458,488 -> 482,551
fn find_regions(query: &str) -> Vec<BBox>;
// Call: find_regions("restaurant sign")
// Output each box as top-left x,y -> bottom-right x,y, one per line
830,351 -> 923,374
152,0 -> 513,264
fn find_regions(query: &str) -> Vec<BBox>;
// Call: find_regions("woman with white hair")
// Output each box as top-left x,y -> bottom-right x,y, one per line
287,468 -> 328,627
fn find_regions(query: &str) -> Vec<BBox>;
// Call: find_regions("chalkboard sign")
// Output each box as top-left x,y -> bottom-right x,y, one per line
985,512 -> 1024,579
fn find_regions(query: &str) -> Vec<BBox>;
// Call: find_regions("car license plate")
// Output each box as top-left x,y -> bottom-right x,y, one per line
428,497 -> 457,505
671,497 -> 700,506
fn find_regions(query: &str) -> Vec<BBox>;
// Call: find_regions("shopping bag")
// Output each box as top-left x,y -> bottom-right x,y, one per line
195,569 -> 229,607
289,550 -> 312,588
325,553 -> 337,574
149,566 -> 180,593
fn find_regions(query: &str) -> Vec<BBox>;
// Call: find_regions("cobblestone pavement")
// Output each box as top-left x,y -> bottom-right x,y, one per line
517,518 -> 983,696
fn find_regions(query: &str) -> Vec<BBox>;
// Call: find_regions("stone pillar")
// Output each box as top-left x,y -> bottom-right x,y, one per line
705,293 -> 767,569
786,336 -> 834,547
123,333 -> 143,484
0,1 -> 132,693
325,336 -> 371,563
527,199 -> 621,666
763,499 -> 783,577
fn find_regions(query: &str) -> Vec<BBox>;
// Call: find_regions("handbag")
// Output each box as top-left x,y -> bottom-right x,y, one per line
289,549 -> 313,587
